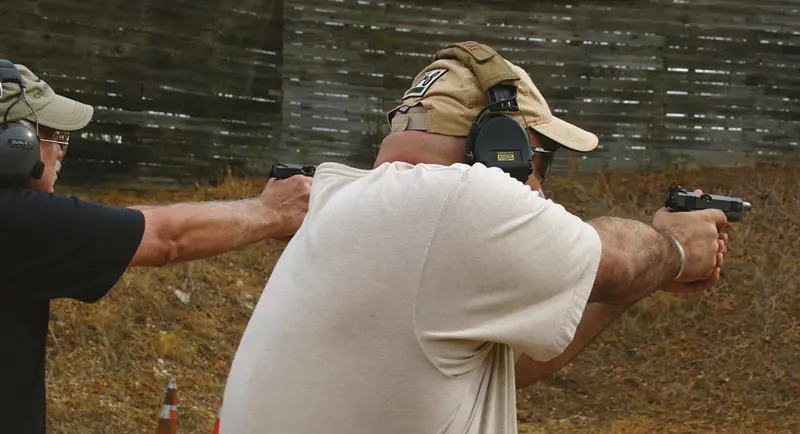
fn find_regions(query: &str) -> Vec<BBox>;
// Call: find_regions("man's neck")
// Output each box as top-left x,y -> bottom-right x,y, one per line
373,152 -> 458,168
373,131 -> 466,169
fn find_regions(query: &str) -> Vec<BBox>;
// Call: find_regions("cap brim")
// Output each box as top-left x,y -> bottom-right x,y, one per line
35,94 -> 94,132
531,116 -> 598,153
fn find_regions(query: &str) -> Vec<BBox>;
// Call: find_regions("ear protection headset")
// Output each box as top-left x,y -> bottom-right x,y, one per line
433,42 -> 556,184
0,58 -> 44,188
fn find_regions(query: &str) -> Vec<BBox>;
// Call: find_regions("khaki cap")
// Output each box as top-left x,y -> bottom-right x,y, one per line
387,41 -> 598,153
0,63 -> 94,131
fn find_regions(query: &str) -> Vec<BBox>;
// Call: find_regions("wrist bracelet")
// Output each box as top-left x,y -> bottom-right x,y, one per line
668,234 -> 686,280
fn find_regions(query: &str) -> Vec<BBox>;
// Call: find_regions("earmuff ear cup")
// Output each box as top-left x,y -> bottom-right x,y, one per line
464,79 -> 536,183
467,113 -> 533,183
0,121 -> 43,186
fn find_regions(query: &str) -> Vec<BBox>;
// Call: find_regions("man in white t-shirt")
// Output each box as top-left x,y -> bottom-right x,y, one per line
218,41 -> 729,433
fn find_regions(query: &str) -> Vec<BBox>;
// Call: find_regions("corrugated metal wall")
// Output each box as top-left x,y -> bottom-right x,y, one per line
1,0 -> 285,186
281,0 -> 800,175
1,0 -> 798,186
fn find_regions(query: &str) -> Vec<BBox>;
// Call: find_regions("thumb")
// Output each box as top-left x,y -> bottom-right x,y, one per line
702,208 -> 728,231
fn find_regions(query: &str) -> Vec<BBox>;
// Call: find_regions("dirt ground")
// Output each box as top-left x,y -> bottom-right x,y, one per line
44,161 -> 798,433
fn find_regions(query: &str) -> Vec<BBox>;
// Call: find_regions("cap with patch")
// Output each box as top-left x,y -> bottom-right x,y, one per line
387,41 -> 598,153
0,63 -> 94,132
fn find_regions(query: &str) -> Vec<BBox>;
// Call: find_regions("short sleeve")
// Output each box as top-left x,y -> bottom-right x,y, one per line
0,189 -> 145,305
414,164 -> 602,373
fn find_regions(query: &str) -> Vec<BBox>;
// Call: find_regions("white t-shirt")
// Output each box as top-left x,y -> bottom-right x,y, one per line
219,161 -> 602,434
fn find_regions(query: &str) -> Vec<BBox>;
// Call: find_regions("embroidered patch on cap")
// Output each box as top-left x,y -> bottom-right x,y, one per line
403,68 -> 448,100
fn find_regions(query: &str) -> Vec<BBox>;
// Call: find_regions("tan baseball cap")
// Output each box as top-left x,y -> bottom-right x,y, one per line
387,41 -> 598,153
0,63 -> 94,131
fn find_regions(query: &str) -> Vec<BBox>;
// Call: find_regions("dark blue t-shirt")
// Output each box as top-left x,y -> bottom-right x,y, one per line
0,188 -> 145,434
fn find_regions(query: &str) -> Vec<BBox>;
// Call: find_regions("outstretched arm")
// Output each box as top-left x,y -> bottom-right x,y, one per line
513,217 -> 677,388
412,166 -> 726,380
128,175 -> 312,267
515,210 -> 727,388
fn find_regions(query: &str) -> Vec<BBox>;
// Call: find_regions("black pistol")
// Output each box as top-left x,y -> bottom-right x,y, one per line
269,162 -> 317,180
664,185 -> 751,222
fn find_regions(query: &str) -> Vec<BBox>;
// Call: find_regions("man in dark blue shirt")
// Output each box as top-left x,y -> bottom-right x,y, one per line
0,61 -> 312,433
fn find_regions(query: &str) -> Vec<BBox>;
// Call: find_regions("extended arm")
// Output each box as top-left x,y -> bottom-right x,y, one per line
514,217 -> 676,388
514,212 -> 724,387
128,175 -> 311,268
413,166 -> 725,378
129,199 -> 279,267
513,218 -> 679,388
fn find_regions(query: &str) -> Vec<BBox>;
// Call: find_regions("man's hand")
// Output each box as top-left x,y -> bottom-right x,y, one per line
652,189 -> 729,293
259,175 -> 313,241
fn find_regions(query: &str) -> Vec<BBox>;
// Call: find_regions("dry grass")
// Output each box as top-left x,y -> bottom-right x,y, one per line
45,161 -> 799,433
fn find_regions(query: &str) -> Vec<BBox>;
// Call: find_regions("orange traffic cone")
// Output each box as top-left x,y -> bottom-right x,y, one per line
211,398 -> 223,434
156,375 -> 178,434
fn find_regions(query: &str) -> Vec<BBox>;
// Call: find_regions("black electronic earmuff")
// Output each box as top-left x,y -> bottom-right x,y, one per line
464,83 -> 535,183
0,58 -> 44,188
433,41 -> 557,184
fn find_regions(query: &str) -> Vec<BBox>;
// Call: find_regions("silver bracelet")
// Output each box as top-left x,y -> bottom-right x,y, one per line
668,234 -> 686,280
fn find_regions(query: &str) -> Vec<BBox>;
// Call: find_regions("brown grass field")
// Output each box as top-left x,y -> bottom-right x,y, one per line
44,161 -> 798,433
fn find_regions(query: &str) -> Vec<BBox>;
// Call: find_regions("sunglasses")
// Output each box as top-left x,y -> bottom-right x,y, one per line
40,130 -> 70,154
531,145 -> 558,184
17,119 -> 70,154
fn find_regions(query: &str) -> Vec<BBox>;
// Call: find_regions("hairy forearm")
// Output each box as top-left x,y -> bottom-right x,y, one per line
515,301 -> 631,388
587,216 -> 681,306
132,199 -> 279,265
